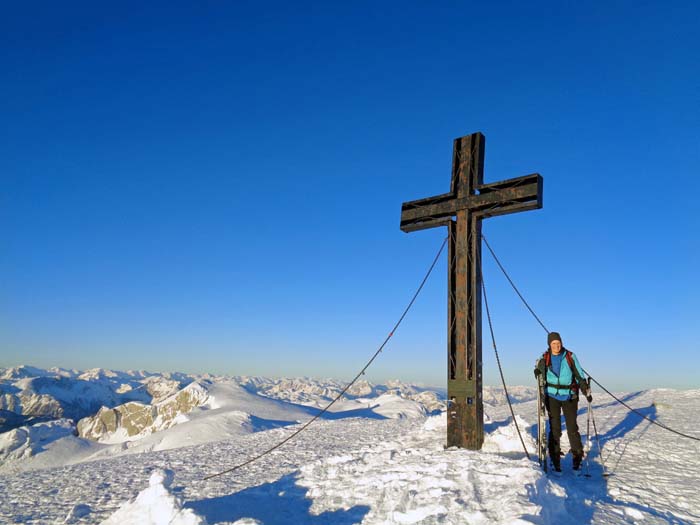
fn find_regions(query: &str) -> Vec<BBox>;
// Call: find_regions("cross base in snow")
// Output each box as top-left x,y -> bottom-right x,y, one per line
400,132 -> 542,449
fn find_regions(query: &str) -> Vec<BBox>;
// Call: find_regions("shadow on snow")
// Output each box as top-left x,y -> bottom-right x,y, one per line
186,473 -> 370,525
247,404 -> 388,434
521,400 -> 695,525
194,391 -> 689,524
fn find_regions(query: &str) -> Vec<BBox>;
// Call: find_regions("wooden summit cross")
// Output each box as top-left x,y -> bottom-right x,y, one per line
400,132 -> 542,449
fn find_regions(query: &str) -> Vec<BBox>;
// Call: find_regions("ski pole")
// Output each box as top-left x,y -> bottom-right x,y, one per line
584,395 -> 592,477
587,379 -> 610,477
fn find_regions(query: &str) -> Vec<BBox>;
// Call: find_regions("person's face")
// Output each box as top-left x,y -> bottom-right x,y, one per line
550,340 -> 562,354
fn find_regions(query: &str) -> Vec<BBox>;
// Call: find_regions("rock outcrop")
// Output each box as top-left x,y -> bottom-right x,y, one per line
0,368 -> 192,432
77,382 -> 209,442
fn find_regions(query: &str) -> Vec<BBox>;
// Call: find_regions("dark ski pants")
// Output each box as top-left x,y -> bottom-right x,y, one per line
546,396 -> 583,466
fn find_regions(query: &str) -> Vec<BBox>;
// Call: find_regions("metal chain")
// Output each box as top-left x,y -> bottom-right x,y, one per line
481,272 -> 531,459
585,372 -> 700,442
482,235 -> 700,444
203,236 -> 449,481
202,231 -> 698,483
481,235 -> 549,333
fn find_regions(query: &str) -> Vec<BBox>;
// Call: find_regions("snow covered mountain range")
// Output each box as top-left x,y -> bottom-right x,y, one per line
0,365 -> 463,473
2,365 -> 698,524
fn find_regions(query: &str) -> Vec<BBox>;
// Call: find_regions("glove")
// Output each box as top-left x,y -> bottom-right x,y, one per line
586,394 -> 593,403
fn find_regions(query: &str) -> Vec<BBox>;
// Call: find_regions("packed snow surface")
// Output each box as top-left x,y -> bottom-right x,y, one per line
100,469 -> 204,525
1,367 -> 699,524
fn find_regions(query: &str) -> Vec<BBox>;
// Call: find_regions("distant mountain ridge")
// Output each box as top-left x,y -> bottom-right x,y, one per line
0,365 -> 538,473
0,366 -> 190,432
1,365 -> 538,433
237,376 -> 447,412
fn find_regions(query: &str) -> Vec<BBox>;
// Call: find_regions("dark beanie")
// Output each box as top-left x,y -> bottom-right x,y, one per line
547,332 -> 562,346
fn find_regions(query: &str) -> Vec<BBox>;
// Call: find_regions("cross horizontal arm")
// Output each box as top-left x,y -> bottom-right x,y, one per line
400,174 -> 542,232
400,217 -> 454,233
475,173 -> 543,218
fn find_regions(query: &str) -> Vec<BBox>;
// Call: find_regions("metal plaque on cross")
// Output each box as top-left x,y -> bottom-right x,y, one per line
400,132 -> 543,449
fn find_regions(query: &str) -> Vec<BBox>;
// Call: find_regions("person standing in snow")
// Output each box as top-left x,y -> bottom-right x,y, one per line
534,331 -> 592,473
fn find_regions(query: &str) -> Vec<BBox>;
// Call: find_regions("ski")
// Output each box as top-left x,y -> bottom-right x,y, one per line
536,364 -> 548,473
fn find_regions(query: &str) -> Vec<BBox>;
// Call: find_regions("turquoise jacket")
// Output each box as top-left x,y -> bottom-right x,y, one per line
536,349 -> 588,400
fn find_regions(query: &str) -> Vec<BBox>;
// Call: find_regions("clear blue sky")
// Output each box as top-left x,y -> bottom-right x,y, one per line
2,2 -> 698,391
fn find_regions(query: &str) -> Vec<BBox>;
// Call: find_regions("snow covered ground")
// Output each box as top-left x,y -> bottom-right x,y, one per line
1,368 -> 699,524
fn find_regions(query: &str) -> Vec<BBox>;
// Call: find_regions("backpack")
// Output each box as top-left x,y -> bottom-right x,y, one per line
542,349 -> 585,395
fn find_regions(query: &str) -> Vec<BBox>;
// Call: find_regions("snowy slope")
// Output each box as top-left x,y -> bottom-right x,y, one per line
1,382 -> 698,524
0,369 -> 440,474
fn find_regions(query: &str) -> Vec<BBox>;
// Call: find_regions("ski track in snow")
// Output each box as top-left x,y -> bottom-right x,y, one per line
1,389 -> 699,524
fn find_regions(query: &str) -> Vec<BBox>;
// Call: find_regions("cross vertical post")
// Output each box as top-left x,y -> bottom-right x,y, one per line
400,132 -> 542,449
